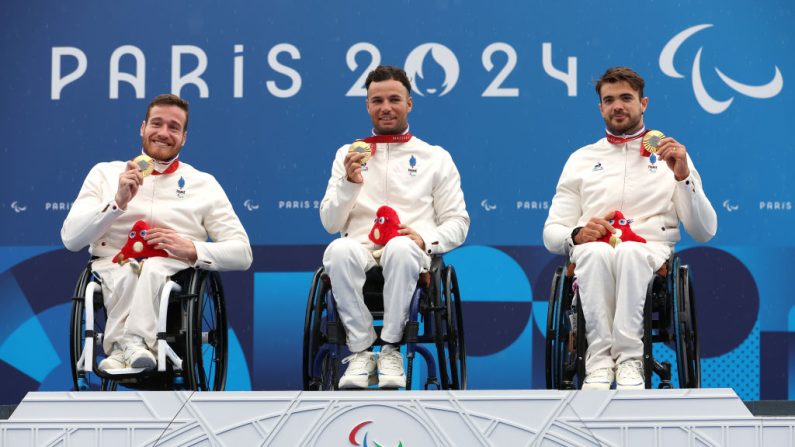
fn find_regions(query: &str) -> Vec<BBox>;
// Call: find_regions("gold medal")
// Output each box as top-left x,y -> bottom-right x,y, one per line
642,130 -> 666,154
348,141 -> 372,165
133,154 -> 154,177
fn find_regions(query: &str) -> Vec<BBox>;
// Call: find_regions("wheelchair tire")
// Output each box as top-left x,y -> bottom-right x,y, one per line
674,264 -> 701,388
303,267 -> 322,390
432,274 -> 451,390
303,267 -> 324,390
546,266 -> 581,390
545,266 -> 564,389
69,265 -> 107,392
304,271 -> 340,391
183,270 -> 228,391
443,265 -> 467,390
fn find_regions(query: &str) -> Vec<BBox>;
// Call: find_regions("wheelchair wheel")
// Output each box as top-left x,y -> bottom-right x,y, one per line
70,265 -> 106,391
545,266 -> 564,389
673,263 -> 701,388
303,269 -> 340,391
442,265 -> 467,390
303,267 -> 323,390
183,270 -> 228,391
546,266 -> 581,389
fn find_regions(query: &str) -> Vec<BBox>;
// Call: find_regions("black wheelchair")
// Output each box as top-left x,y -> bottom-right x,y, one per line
69,261 -> 228,391
546,256 -> 700,390
303,257 -> 466,390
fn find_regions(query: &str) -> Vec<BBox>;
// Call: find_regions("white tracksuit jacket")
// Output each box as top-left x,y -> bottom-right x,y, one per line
320,136 -> 469,254
544,137 -> 717,254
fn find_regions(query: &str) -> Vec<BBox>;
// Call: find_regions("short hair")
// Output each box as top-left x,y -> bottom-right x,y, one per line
144,94 -> 190,130
595,67 -> 645,99
365,65 -> 413,96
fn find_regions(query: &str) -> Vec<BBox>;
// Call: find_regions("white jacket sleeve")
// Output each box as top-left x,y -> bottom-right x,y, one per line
672,157 -> 717,243
192,177 -> 253,271
416,151 -> 469,255
543,157 -> 581,256
319,146 -> 362,234
61,164 -> 124,252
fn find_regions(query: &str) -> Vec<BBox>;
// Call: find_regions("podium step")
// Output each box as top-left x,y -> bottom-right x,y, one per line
1,389 -> 794,446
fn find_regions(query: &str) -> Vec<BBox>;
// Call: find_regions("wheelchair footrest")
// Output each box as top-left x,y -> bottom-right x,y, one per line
101,367 -> 149,375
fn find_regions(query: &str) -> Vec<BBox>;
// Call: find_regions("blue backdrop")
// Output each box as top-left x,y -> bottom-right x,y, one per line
1,0 -> 793,402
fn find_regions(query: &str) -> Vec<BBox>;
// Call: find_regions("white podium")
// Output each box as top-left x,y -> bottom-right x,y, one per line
2,389 -> 794,446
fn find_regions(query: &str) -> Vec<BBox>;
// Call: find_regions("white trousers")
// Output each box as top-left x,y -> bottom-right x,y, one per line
570,241 -> 671,374
92,256 -> 190,353
322,237 -> 431,352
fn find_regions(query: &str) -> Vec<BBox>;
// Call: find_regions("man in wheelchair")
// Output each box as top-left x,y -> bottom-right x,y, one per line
61,94 -> 252,373
320,65 -> 469,389
543,67 -> 717,390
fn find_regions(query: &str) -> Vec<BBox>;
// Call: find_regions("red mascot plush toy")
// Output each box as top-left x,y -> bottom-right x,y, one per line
369,206 -> 401,245
113,220 -> 169,266
369,206 -> 402,261
598,210 -> 647,247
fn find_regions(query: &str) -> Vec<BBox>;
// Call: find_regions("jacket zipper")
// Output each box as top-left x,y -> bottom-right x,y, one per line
619,143 -> 628,210
385,143 -> 390,205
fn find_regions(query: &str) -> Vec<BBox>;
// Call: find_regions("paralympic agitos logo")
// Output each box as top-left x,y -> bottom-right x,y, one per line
349,421 -> 404,447
659,24 -> 784,114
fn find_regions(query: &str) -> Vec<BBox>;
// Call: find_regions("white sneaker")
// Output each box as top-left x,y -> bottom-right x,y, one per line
616,359 -> 645,390
123,336 -> 156,370
377,349 -> 406,389
339,351 -> 377,389
98,344 -> 127,371
582,367 -> 615,390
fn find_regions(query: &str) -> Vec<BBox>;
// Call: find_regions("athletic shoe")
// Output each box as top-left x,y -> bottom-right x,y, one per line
582,367 -> 615,390
377,350 -> 406,389
616,359 -> 645,390
339,351 -> 377,389
123,336 -> 156,370
98,344 -> 127,371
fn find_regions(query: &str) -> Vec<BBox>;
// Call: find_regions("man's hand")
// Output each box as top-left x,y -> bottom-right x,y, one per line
398,224 -> 426,251
146,227 -> 198,264
656,137 -> 690,181
575,211 -> 616,244
115,161 -> 144,210
344,152 -> 366,184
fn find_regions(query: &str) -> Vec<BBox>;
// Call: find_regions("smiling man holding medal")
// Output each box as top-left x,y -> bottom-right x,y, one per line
320,65 -> 469,389
543,67 -> 717,390
62,94 -> 252,373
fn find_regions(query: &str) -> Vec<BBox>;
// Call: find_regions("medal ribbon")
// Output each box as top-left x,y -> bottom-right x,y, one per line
356,133 -> 413,156
151,159 -> 180,175
605,129 -> 653,157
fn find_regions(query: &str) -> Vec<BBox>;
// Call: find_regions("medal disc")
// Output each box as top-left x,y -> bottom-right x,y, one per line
642,130 -> 666,154
133,154 -> 154,177
348,141 -> 372,165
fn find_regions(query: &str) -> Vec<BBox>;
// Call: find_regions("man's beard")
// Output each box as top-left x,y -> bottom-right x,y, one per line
143,139 -> 182,161
605,114 -> 642,135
